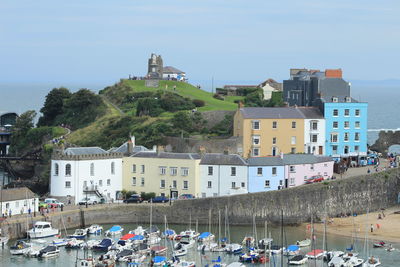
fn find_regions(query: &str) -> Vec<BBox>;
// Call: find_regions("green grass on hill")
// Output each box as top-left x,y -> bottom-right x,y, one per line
122,80 -> 241,111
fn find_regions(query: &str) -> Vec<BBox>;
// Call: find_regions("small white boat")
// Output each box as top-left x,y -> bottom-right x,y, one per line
328,256 -> 345,267
38,245 -> 60,258
105,225 -> 123,236
347,256 -> 365,267
129,226 -> 146,236
86,224 -> 103,235
267,245 -> 284,254
147,235 -> 161,245
127,253 -> 146,263
150,245 -> 167,255
52,238 -> 70,247
289,255 -> 308,265
296,238 -> 311,247
198,232 -> 215,242
173,247 -> 187,257
284,245 -> 300,256
116,249 -> 135,262
24,243 -> 46,258
306,249 -> 325,259
227,263 -> 245,267
179,229 -> 199,239
198,242 -> 218,252
171,260 -> 196,267
66,238 -> 85,249
10,240 -> 31,255
226,243 -> 243,254
69,229 -> 87,239
363,256 -> 380,267
27,221 -> 59,239
325,250 -> 344,262
242,235 -> 255,247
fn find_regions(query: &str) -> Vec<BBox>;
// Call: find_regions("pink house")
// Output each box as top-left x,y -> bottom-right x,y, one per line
282,154 -> 334,188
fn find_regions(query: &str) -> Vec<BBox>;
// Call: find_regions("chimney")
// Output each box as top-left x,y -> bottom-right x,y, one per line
157,145 -> 164,155
238,101 -> 244,109
280,152 -> 284,159
152,145 -> 157,152
127,139 -> 133,155
199,146 -> 206,156
130,135 -> 136,147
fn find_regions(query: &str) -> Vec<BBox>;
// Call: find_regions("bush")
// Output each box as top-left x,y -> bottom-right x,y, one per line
213,93 -> 224,100
192,99 -> 205,107
141,192 -> 156,201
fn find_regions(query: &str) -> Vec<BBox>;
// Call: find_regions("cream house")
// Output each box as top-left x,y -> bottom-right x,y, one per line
122,152 -> 201,198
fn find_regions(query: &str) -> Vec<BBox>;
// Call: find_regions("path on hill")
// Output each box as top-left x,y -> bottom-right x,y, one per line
100,95 -> 125,115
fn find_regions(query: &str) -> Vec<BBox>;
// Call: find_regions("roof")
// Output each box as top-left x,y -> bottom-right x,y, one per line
1,187 -> 36,202
238,107 -> 323,119
163,66 -> 185,74
200,153 -> 247,166
64,147 -> 107,156
259,79 -> 283,91
247,157 -> 284,166
108,142 -> 151,154
223,85 -> 257,90
282,154 -> 333,165
320,96 -> 359,103
131,152 -> 201,160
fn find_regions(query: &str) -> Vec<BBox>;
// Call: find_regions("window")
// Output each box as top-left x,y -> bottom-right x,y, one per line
292,121 -> 296,128
265,180 -> 270,187
291,147 -> 296,154
289,178 -> 295,185
54,163 -> 59,176
344,109 -> 350,116
141,177 -> 145,186
355,132 -> 360,141
132,177 -> 136,186
99,180 -> 103,187
252,120 -> 260,130
183,181 -> 188,190
65,181 -> 71,188
140,165 -> 145,174
332,145 -> 338,154
257,168 -> 263,175
160,180 -> 165,188
355,145 -> 359,152
170,167 -> 178,176
333,109 -> 338,116
181,168 -> 189,176
132,164 -> 136,173
355,109 -> 360,116
111,162 -> 115,175
231,182 -> 236,188
291,136 -> 296,145
345,97 -> 351,102
241,182 -> 245,187
272,137 -> 277,144
333,121 -> 338,129
312,121 -> 318,130
324,172 -> 328,176
330,133 -> 338,143
207,181 -> 212,188
272,167 -> 277,175
65,164 -> 71,176
311,134 -> 318,143
344,146 -> 349,154
252,135 -> 260,145
172,180 -> 177,188
90,163 -> 94,176
252,148 -> 259,156
344,132 -> 349,142
289,166 -> 296,172
355,121 -> 360,128
272,121 -> 277,129
332,97 -> 338,102
272,147 -> 277,156
344,121 -> 350,129
208,166 -> 213,175
159,166 -> 166,175
231,167 -> 236,176
107,179 -> 111,186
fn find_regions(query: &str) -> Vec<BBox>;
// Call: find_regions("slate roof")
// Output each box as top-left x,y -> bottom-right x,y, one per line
282,154 -> 333,165
163,66 -> 185,74
1,187 -> 36,202
247,157 -> 284,166
109,142 -> 151,154
64,147 -> 107,156
320,96 -> 359,103
200,153 -> 247,166
131,152 -> 201,160
239,107 -> 323,119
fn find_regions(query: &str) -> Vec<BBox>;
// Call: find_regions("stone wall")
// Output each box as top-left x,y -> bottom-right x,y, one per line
371,130 -> 400,153
164,136 -> 242,154
200,110 -> 235,129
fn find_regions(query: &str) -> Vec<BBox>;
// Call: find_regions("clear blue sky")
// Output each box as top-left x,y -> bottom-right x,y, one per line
1,0 -> 399,85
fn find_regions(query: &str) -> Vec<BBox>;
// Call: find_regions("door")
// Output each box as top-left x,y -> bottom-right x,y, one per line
319,146 -> 323,155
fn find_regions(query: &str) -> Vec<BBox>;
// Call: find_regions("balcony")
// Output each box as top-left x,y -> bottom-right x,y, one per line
83,185 -> 98,192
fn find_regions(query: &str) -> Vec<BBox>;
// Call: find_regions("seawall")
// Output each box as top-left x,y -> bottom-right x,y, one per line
2,168 -> 400,239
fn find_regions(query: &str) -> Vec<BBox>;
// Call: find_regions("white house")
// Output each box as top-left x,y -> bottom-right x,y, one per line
304,116 -> 326,155
50,147 -> 123,203
1,187 -> 38,216
258,79 -> 282,100
162,66 -> 186,80
199,153 -> 248,198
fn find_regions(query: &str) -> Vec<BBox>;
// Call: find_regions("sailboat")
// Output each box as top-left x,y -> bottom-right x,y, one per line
362,210 -> 380,267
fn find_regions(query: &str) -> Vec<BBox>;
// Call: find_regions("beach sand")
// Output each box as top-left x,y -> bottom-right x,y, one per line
307,205 -> 400,243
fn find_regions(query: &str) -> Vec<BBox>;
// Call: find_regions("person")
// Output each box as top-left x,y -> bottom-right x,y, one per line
8,209 -> 11,218
367,169 -> 371,174
378,213 -> 382,219
28,207 -> 31,215
370,224 -> 374,233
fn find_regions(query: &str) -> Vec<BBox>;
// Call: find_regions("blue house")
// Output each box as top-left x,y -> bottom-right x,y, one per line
247,157 -> 285,192
318,96 -> 368,162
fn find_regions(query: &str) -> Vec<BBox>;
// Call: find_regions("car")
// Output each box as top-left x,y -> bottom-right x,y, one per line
150,196 -> 169,203
44,198 -> 64,208
123,194 -> 143,203
78,196 -> 99,205
305,175 -> 324,184
179,194 -> 195,200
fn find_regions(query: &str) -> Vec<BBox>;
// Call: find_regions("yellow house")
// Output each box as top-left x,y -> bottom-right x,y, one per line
122,152 -> 201,198
234,107 -> 321,158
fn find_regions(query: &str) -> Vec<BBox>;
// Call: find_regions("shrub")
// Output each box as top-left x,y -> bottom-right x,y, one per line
192,99 -> 205,107
213,93 -> 224,100
141,192 -> 156,201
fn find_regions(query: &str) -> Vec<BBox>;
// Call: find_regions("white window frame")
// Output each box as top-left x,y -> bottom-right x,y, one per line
181,167 -> 189,176
231,182 -> 236,188
159,166 -> 166,175
252,120 -> 260,130
272,167 -> 277,176
65,181 -> 71,188
252,135 -> 260,145
355,109 -> 360,116
330,133 -> 338,143
140,165 -> 145,174
231,167 -> 236,176
355,132 -> 360,141
172,180 -> 177,188
183,181 -> 189,190
252,148 -> 259,157
333,109 -> 338,117
289,166 -> 296,173
107,179 -> 111,186
170,167 -> 178,176
344,132 -> 349,142
291,136 -> 296,145
132,164 -> 136,173
141,177 -> 145,186
264,180 -> 270,188
132,177 -> 136,186
272,121 -> 277,129
355,121 -> 360,129
344,121 -> 350,129
292,121 -> 296,128
257,167 -> 262,176
272,137 -> 277,144
160,179 -> 166,189
207,181 -> 212,188
208,166 -> 213,175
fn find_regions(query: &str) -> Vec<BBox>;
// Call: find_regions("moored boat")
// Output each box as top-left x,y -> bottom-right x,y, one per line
296,238 -> 311,247
150,245 -> 167,255
27,221 -> 59,239
93,238 -> 113,252
116,249 -> 135,262
289,255 -> 308,265
38,245 -> 60,258
66,238 -> 85,249
86,224 -> 103,235
363,256 -> 380,267
105,225 -> 123,236
284,244 -> 300,256
69,229 -> 87,239
197,232 -> 214,242
152,256 -> 168,266
52,238 -> 70,247
10,240 -> 31,255
118,233 -> 135,246
306,249 -> 325,259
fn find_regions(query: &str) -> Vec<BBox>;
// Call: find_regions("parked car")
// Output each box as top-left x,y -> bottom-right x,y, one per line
44,198 -> 64,208
150,196 -> 169,203
305,175 -> 324,184
123,194 -> 143,203
179,194 -> 195,200
78,196 -> 99,205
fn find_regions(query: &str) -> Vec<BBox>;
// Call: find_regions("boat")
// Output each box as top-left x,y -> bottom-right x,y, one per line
306,249 -> 325,259
373,241 -> 385,248
327,256 -> 345,267
93,238 -> 113,252
386,246 -> 395,252
363,256 -> 380,267
173,246 -> 187,257
38,245 -> 60,258
226,263 -> 244,267
284,244 -> 300,256
198,242 -> 218,252
105,225 -> 123,236
258,238 -> 273,250
133,243 -> 150,255
10,240 -> 31,255
152,255 -> 168,266
346,256 -> 365,266
129,226 -> 146,236
118,233 -> 136,246
52,238 -> 70,247
179,229 -> 199,239
132,234 -> 145,244
267,245 -> 284,254
289,255 -> 308,265
150,245 -> 167,255
96,253 -> 116,267
146,225 -> 160,236
86,224 -> 103,235
147,234 -> 161,245
69,229 -> 87,239
197,232 -> 215,242
242,235 -> 255,248
171,260 -> 196,267
116,249 -> 135,262
225,243 -> 243,254
163,229 -> 176,239
176,235 -> 196,248
66,238 -> 85,249
296,238 -> 311,247
27,221 -> 59,239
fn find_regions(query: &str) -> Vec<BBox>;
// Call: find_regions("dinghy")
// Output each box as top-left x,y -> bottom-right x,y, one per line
289,255 -> 308,265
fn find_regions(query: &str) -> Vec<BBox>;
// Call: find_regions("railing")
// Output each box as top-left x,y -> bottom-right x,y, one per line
83,185 -> 98,191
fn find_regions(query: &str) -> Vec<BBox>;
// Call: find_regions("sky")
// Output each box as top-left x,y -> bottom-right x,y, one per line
1,0 -> 400,86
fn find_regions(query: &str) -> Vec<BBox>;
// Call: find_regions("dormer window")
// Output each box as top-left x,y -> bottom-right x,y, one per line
332,97 -> 338,102
345,97 -> 351,103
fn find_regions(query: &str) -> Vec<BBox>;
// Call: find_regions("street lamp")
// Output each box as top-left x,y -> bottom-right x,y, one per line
169,186 -> 172,206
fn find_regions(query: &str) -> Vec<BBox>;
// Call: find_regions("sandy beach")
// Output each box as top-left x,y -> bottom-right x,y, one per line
307,205 -> 400,244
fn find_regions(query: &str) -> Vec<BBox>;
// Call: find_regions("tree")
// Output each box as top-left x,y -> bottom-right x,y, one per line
9,110 -> 37,154
38,87 -> 71,126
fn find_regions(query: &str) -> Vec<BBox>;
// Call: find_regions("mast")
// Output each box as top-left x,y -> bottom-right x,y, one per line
264,221 -> 267,267
218,210 -> 221,247
196,219 -> 198,233
208,208 -> 211,233
189,213 -> 192,230
280,209 -> 283,267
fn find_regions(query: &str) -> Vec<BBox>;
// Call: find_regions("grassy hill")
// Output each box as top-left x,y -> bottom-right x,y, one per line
122,79 -> 242,111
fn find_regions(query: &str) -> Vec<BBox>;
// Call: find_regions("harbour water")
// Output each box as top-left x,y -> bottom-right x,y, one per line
0,222 -> 399,266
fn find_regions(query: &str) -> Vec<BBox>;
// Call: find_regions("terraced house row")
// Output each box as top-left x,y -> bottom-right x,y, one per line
50,138 -> 333,203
